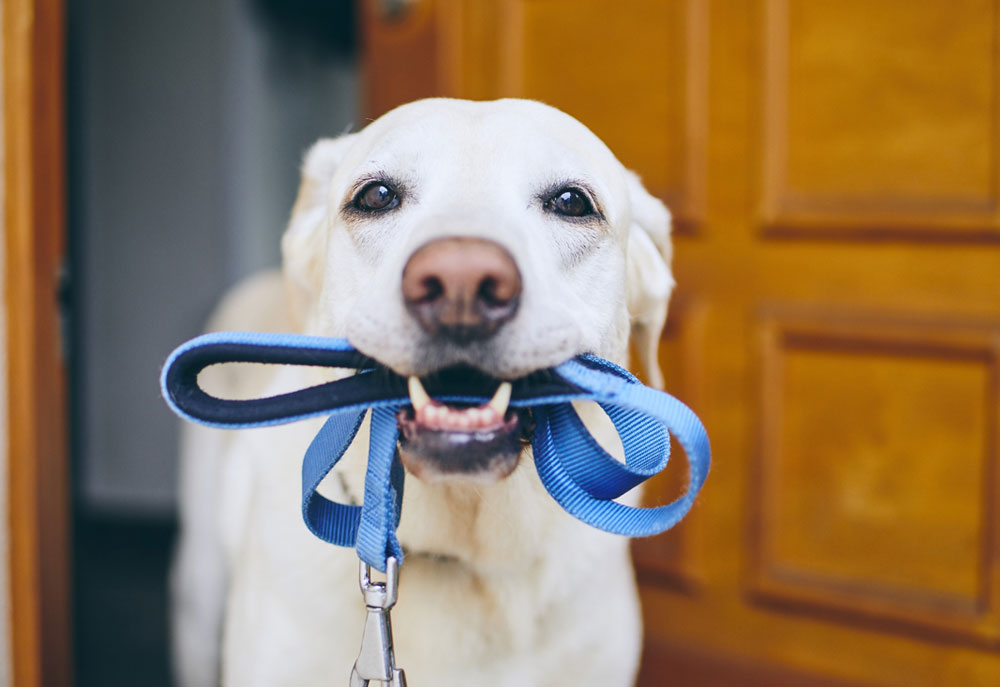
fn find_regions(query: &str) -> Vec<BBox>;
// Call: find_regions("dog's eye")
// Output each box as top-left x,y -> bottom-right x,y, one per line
355,182 -> 400,212
545,188 -> 594,218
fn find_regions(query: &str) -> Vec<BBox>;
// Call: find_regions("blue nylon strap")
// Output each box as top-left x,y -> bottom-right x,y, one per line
161,331 -> 710,573
535,359 -> 710,537
301,410 -> 367,547
543,404 -> 668,501
357,407 -> 405,567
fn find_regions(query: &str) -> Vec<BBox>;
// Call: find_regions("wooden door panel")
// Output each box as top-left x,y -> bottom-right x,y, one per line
753,313 -> 1000,644
763,0 -> 1000,235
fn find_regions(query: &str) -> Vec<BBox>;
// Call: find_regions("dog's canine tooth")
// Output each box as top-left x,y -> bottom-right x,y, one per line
488,382 -> 512,417
408,376 -> 432,413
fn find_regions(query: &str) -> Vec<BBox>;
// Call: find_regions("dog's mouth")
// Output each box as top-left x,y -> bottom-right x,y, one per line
395,370 -> 533,483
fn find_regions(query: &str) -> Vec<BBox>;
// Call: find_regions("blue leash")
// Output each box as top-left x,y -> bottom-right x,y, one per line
161,331 -> 710,573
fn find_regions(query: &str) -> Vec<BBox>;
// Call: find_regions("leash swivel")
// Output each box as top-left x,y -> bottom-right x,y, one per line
350,557 -> 406,687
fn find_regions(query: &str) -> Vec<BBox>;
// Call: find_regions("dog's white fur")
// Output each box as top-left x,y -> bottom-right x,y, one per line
172,98 -> 673,687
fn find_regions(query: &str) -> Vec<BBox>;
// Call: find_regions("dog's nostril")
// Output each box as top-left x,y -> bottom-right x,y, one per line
477,277 -> 503,307
419,277 -> 444,304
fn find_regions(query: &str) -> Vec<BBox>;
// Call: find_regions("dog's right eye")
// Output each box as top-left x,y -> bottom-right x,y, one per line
354,182 -> 400,213
543,186 -> 599,220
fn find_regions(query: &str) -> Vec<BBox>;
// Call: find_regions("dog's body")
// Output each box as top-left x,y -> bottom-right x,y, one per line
172,98 -> 674,686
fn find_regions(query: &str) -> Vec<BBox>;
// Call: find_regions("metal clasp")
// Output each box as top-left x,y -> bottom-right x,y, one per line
350,557 -> 407,687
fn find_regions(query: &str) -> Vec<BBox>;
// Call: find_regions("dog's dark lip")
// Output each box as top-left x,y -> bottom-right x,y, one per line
395,405 -> 534,479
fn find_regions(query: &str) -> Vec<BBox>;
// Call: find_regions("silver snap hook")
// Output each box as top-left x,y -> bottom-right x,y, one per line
350,557 -> 406,687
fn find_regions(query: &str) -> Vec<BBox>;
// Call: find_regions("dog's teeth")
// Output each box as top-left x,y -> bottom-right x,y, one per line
408,376 -> 431,413
441,407 -> 456,428
410,378 -> 512,431
488,382 -> 512,418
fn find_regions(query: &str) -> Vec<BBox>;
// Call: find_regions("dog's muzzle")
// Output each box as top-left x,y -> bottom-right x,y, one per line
397,237 -> 530,480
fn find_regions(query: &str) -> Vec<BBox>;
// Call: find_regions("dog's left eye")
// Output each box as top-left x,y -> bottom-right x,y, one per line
354,182 -> 400,212
545,188 -> 594,218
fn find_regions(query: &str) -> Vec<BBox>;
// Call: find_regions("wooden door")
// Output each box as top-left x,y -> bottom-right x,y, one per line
4,0 -> 72,686
361,1 -> 1000,683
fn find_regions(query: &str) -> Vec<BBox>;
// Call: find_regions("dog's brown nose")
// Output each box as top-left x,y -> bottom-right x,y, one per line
401,237 -> 522,342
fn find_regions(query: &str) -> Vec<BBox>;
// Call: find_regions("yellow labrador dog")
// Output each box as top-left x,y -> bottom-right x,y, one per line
172,98 -> 673,687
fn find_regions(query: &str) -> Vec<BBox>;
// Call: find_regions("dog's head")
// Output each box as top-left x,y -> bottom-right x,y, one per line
282,98 -> 673,483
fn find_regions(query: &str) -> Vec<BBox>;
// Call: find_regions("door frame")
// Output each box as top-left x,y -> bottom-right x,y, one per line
4,0 -> 72,685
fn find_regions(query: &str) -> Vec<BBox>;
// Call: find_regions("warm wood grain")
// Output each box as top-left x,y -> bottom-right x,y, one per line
4,0 -> 72,685
360,0 -> 451,121
752,311 -> 1000,645
761,0 -> 1000,239
361,0 -> 1000,683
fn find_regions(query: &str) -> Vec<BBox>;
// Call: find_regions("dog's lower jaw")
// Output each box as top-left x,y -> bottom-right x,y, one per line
396,410 -> 530,484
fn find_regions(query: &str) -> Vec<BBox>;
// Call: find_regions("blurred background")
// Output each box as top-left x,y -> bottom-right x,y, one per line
9,0 -> 1000,685
67,2 -> 357,684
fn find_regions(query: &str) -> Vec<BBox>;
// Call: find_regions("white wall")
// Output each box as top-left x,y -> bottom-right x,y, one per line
70,0 -> 358,514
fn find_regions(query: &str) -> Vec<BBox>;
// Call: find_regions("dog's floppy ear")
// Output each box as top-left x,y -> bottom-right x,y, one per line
625,171 -> 675,389
282,134 -> 358,328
